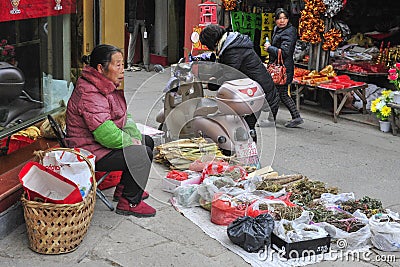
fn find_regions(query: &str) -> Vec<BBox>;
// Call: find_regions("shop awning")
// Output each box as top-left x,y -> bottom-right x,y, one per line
0,0 -> 76,23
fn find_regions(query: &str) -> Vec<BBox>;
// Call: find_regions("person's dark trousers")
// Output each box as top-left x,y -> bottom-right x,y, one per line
276,84 -> 300,119
96,135 -> 154,205
244,110 -> 261,143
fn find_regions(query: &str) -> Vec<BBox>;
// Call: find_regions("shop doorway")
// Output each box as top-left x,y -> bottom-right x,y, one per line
168,0 -> 185,63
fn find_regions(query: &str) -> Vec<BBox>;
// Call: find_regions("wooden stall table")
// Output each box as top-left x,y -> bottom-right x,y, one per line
387,102 -> 400,136
294,83 -> 368,123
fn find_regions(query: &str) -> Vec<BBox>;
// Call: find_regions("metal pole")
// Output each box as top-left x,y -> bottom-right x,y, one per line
316,43 -> 321,71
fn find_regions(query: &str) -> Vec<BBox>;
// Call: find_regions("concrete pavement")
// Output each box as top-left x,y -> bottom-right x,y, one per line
0,67 -> 399,266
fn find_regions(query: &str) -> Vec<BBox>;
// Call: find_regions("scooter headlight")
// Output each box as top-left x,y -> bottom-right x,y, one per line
217,136 -> 227,143
234,127 -> 249,141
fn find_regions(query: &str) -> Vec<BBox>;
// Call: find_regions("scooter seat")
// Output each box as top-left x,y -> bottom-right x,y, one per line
193,98 -> 218,117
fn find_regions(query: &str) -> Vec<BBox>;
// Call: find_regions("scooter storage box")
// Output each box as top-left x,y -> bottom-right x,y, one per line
216,78 -> 265,115
0,62 -> 25,105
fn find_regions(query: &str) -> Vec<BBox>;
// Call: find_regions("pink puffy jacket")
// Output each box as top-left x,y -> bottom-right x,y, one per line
66,66 -> 127,161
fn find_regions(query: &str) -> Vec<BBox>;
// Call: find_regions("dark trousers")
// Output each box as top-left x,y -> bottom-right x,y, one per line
244,110 -> 261,143
277,84 -> 300,119
244,101 -> 279,143
96,135 -> 154,204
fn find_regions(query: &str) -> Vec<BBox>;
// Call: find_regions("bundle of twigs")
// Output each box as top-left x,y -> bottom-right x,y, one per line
287,178 -> 339,205
328,218 -> 366,233
261,174 -> 305,185
155,138 -> 231,169
271,206 -> 304,221
305,201 -> 353,223
339,196 -> 384,218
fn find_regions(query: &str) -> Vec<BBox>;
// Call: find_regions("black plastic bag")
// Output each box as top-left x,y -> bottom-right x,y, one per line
227,214 -> 275,253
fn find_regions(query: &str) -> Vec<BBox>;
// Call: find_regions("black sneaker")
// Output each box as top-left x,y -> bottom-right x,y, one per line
285,117 -> 304,128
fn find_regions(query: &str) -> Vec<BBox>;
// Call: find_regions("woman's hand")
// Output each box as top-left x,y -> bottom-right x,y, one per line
132,138 -> 142,145
264,43 -> 271,51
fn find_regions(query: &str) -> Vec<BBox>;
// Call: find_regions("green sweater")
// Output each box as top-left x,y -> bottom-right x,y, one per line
92,114 -> 142,149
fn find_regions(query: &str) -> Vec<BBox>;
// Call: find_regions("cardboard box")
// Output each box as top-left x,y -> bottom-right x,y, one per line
161,175 -> 201,193
271,233 -> 331,259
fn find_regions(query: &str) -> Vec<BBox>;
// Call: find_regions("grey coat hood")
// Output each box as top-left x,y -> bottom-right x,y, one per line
218,32 -> 253,57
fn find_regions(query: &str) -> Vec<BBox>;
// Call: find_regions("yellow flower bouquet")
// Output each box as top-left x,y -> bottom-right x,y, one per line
370,90 -> 393,121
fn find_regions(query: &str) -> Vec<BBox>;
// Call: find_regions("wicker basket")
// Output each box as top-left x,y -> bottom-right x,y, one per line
21,148 -> 97,254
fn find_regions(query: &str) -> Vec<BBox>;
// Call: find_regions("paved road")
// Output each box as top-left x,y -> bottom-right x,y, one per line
0,68 -> 399,266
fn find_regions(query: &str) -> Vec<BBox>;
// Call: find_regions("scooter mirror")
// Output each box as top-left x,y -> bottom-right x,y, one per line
190,32 -> 200,43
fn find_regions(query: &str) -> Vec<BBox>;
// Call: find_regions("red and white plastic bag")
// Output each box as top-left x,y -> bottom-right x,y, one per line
42,148 -> 95,198
19,162 -> 83,204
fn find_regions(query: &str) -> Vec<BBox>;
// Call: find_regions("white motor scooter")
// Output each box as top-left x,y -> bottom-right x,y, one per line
156,59 -> 266,162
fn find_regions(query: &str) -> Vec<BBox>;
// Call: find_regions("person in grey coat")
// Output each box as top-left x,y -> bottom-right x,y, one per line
125,0 -> 155,72
199,24 -> 280,141
265,8 -> 303,128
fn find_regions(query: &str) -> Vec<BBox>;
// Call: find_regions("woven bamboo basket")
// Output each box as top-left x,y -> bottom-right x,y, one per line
21,147 -> 97,254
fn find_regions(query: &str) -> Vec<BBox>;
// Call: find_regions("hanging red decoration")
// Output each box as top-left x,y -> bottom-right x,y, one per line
0,0 -> 76,23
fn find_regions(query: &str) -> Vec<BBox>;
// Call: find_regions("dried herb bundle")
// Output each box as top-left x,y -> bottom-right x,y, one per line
271,206 -> 304,221
255,175 -> 304,193
305,202 -> 353,223
211,167 -> 244,180
213,178 -> 235,189
340,196 -> 384,218
287,178 -> 338,205
256,180 -> 283,192
283,223 -> 294,233
328,218 -> 365,233
258,202 -> 286,211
